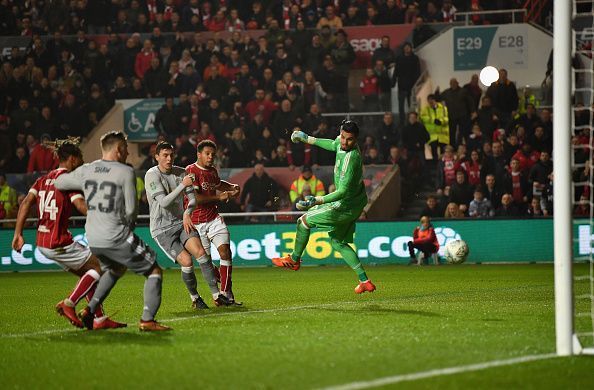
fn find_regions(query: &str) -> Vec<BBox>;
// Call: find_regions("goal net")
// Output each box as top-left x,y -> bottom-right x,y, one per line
567,0 -> 594,355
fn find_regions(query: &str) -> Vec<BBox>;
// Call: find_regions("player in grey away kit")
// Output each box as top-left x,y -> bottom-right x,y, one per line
144,141 -> 224,309
55,131 -> 170,331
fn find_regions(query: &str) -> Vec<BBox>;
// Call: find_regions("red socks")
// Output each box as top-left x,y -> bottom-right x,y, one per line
68,269 -> 100,305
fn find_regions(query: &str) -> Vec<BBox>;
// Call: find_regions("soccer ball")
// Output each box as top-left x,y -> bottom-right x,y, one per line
434,227 -> 461,257
444,240 -> 469,264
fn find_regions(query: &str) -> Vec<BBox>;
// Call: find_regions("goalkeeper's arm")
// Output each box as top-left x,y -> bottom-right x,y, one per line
291,129 -> 336,152
300,152 -> 359,208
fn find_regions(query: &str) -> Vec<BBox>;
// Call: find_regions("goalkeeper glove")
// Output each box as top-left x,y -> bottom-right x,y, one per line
296,195 -> 322,211
291,130 -> 308,144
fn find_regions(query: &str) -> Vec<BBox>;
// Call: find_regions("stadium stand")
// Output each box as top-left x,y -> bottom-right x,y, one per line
0,0 -> 568,223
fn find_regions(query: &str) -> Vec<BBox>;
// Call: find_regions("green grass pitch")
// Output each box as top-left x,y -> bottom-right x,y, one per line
1,264 -> 593,389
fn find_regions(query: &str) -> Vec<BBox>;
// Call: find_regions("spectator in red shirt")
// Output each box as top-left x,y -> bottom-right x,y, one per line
205,9 -> 226,32
360,68 -> 379,112
245,89 -> 278,125
506,158 -> 529,205
134,40 -> 157,79
511,143 -> 539,174
408,216 -> 440,265
27,134 -> 58,173
437,145 -> 457,192
458,149 -> 482,186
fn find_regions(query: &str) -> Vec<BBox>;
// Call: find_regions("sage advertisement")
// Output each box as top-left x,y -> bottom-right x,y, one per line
0,219 -> 579,272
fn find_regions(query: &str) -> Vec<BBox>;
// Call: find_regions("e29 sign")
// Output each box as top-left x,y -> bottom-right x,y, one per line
456,37 -> 482,50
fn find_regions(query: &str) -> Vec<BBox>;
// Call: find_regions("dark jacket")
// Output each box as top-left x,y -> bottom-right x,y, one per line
487,80 -> 519,114
450,182 -> 474,207
394,53 -> 420,92
240,172 -> 278,208
402,122 -> 430,153
529,160 -> 553,185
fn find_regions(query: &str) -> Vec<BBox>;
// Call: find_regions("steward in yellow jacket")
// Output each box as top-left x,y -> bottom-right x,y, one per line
420,94 -> 449,145
289,165 -> 325,203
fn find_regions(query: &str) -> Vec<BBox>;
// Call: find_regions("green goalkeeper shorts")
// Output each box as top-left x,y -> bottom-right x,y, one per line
304,204 -> 363,243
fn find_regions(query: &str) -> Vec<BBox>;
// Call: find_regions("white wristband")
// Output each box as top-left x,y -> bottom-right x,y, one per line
306,136 -> 317,145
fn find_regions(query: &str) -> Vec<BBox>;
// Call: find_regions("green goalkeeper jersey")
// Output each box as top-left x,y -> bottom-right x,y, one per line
313,136 -> 367,212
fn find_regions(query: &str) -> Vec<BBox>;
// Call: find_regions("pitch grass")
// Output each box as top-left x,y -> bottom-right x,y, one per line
1,264 -> 593,389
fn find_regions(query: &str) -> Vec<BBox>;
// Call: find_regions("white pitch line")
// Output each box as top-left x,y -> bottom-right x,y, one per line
319,353 -> 559,390
0,301 -> 357,339
160,301 -> 357,324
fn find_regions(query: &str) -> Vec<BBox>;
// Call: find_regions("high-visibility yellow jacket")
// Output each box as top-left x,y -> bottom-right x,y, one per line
0,183 -> 17,217
290,175 -> 326,203
420,102 -> 449,144
518,93 -> 539,115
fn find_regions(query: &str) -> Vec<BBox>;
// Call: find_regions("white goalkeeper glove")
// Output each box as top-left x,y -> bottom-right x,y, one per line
296,195 -> 323,211
291,130 -> 308,144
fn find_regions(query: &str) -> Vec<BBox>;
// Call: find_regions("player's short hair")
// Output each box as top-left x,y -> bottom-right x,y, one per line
339,119 -> 359,137
56,141 -> 82,162
44,137 -> 82,162
197,140 -> 217,152
100,131 -> 127,152
155,141 -> 174,155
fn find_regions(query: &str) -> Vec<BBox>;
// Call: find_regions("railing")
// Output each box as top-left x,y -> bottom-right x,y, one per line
454,8 -> 528,25
2,211 -> 305,226
321,112 -> 387,117
410,69 -> 429,113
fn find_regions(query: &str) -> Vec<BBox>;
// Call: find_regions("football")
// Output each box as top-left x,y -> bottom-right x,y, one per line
444,240 -> 469,264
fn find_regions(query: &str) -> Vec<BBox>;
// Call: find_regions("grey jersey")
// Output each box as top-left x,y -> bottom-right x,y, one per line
144,166 -> 196,237
54,160 -> 137,248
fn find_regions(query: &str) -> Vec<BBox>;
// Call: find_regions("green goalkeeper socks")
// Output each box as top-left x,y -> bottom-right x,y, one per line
291,219 -> 310,262
331,238 -> 368,282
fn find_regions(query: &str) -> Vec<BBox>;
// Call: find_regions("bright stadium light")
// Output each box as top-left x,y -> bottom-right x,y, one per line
479,66 -> 499,87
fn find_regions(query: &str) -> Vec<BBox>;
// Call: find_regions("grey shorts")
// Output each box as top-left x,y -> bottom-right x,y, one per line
90,233 -> 157,276
154,226 -> 199,263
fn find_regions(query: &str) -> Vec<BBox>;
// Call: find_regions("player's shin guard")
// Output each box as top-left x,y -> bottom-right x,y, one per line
181,266 -> 200,301
88,270 -> 120,314
219,259 -> 232,297
67,269 -> 100,305
197,255 -> 220,297
292,217 -> 311,262
330,238 -> 368,282
141,274 -> 162,322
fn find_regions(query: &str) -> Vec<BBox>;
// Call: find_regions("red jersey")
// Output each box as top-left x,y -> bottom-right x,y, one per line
186,163 -> 221,223
30,168 -> 84,249
510,171 -> 524,203
359,76 -> 379,96
441,156 -> 456,186
459,160 -> 481,186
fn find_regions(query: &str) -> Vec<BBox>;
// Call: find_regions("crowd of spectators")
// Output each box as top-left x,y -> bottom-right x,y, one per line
0,1 -> 525,37
0,0 -> 566,223
409,67 -> 561,219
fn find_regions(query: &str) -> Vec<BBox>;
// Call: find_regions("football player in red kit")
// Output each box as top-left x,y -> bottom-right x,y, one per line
12,138 -> 125,330
186,140 -> 242,305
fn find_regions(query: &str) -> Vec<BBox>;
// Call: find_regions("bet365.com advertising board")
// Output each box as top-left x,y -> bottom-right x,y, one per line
2,219 -> 584,272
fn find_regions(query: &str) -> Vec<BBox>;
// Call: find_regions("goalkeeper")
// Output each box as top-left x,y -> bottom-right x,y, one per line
272,120 -> 376,294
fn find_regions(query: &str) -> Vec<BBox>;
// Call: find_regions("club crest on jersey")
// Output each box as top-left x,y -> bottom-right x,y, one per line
149,182 -> 157,191
201,182 -> 217,191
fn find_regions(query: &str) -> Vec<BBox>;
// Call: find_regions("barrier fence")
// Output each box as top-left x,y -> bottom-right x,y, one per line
2,218 -> 588,272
